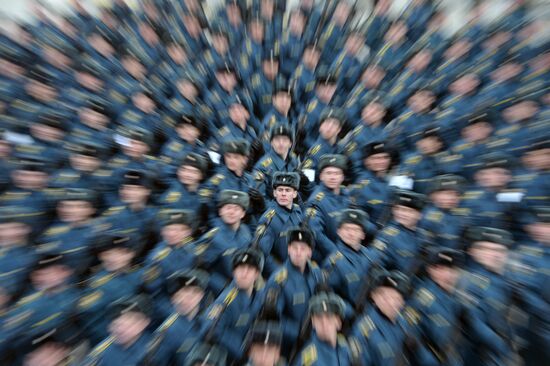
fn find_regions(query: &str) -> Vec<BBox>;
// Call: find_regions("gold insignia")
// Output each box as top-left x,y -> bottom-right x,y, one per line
164,191 -> 181,203
79,291 -> 103,309
261,157 -> 273,168
302,344 -> 318,366
382,227 -> 399,236
315,192 -> 325,201
404,306 -> 420,325
307,100 -> 318,113
274,268 -> 288,284
417,288 -> 435,307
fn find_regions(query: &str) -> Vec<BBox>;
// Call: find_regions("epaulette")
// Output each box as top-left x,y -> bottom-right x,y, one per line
204,227 -> 219,239
397,111 -> 413,123
359,315 -> 375,337
309,144 -> 321,156
78,290 -> 103,309
518,245 -> 543,257
224,287 -> 238,305
307,100 -> 318,113
44,225 -> 71,237
264,209 -> 276,221
158,313 -> 179,332
199,187 -> 213,198
426,210 -> 443,223
164,191 -> 181,203
91,273 -> 116,288
404,155 -> 422,165
404,306 -> 420,325
89,336 -> 115,358
252,74 -> 261,88
382,227 -> 399,237
337,334 -> 348,347
103,206 -> 125,216
194,243 -> 208,256
306,207 -> 317,217
368,199 -> 383,205
274,268 -> 288,284
219,126 -> 229,137
17,292 -> 41,306
302,344 -> 318,366
93,169 -> 112,178
470,273 -> 490,289
210,174 -> 224,186
462,190 -> 483,200
328,251 -> 343,265
314,192 -> 325,202
168,141 -> 182,152
416,288 -> 435,307
261,157 -> 272,168
344,141 -> 357,155
144,265 -> 160,283
153,247 -> 172,262
451,207 -> 469,216
453,142 -> 473,152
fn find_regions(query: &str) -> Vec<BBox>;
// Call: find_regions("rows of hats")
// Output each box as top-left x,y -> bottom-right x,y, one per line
0,0 -> 549,365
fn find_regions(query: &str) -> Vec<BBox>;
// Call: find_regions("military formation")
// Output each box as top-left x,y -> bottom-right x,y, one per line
0,0 -> 548,365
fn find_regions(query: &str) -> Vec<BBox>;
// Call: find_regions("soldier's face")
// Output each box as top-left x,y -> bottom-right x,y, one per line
12,170 -> 48,190
469,242 -> 508,273
316,84 -> 336,103
249,344 -> 281,366
224,152 -> 248,174
30,124 -> 64,142
57,200 -> 95,223
0,222 -> 30,246
475,168 -> 511,189
364,153 -> 391,173
212,35 -> 229,54
361,102 -> 386,125
338,223 -> 365,248
288,241 -> 312,268
312,313 -> 342,342
31,265 -> 72,291
177,124 -> 201,143
75,71 -> 103,90
168,44 -> 187,63
392,205 -> 421,229
216,71 -> 237,90
124,139 -> 149,157
525,222 -> 550,245
250,22 -> 264,41
274,186 -> 298,208
462,122 -> 492,142
361,67 -> 385,88
273,93 -> 291,113
303,48 -> 320,68
219,203 -> 246,225
178,165 -> 203,186
79,108 -> 109,127
345,34 -> 364,54
430,190 -> 460,210
109,311 -> 150,346
99,247 -> 135,272
319,167 -> 344,190
289,12 -> 306,34
233,264 -> 259,290
229,104 -> 250,124
120,184 -> 151,204
523,148 -> 550,171
271,136 -> 292,156
371,287 -> 404,321
417,136 -> 442,155
23,342 -> 70,366
70,154 -> 100,172
503,101 -> 538,123
427,265 -> 459,292
132,93 -> 155,113
161,224 -> 193,245
262,60 -> 279,79
409,91 -> 435,113
319,119 -> 342,140
172,286 -> 204,316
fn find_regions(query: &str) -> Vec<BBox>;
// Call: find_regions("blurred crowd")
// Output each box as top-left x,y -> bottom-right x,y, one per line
0,0 -> 548,365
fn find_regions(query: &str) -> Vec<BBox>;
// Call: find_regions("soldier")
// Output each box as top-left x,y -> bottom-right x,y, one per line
82,295 -> 153,365
36,188 -> 98,276
292,292 -> 352,366
302,108 -> 345,171
349,269 -> 419,366
307,154 -> 351,260
291,43 -> 321,106
323,209 -> 379,311
68,97 -> 114,152
257,172 -> 304,275
410,247 -> 466,365
261,76 -> 293,142
78,234 -> 143,346
201,247 -> 266,363
280,9 -> 307,77
265,226 -> 323,354
349,142 -> 396,225
374,189 -> 426,274
147,269 -> 210,365
244,321 -> 285,366
460,227 -> 519,366
418,174 -> 469,250
184,342 -> 227,366
196,190 -> 253,294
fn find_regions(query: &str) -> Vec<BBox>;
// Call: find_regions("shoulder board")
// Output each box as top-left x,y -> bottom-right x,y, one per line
405,155 -> 422,165
210,174 -> 225,186
359,315 -> 376,337
78,290 -> 103,309
329,251 -> 344,264
90,337 -> 115,358
309,144 -> 321,156
224,287 -> 239,305
164,191 -> 181,203
315,192 -> 325,201
382,227 -> 399,236
204,228 -> 219,239
404,305 -> 420,325
274,268 -> 288,284
153,247 -> 172,262
426,210 -> 443,222
453,142 -> 473,152
398,111 -> 413,123
302,344 -> 318,366
261,157 -> 273,168
18,292 -> 41,306
104,206 -> 125,216
337,334 -> 348,347
44,225 -> 70,236
451,207 -> 470,216
462,190 -> 483,200
470,273 -> 490,289
194,243 -> 208,256
91,273 -> 116,288
306,207 -> 317,218
307,100 -> 318,113
158,313 -> 179,332
93,169 -> 112,178
218,126 -> 230,137
518,245 -> 543,257
199,187 -> 213,198
264,209 -> 276,221
416,288 -> 435,307
168,142 -> 182,152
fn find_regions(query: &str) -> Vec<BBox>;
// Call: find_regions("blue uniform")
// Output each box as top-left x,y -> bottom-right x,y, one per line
159,180 -> 203,214
418,205 -> 470,250
201,284 -> 265,361
375,221 -> 422,274
253,149 -> 300,197
83,333 -> 153,366
195,220 -> 253,294
265,261 -> 323,350
306,185 -> 352,259
257,203 -> 305,275
461,186 -> 519,230
78,267 -> 145,345
0,244 -> 37,296
302,136 -> 343,171
349,170 -> 392,225
293,333 -> 352,366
